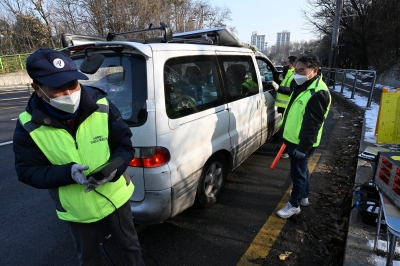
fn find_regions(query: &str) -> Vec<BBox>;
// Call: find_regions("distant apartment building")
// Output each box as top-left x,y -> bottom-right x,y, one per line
251,31 -> 267,51
276,30 -> 291,51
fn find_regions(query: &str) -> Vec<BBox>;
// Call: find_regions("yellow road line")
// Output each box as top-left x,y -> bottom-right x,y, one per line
237,152 -> 322,265
0,106 -> 23,110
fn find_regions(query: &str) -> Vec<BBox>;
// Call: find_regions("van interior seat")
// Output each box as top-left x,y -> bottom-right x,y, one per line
185,66 -> 201,84
198,64 -> 212,85
226,64 -> 247,93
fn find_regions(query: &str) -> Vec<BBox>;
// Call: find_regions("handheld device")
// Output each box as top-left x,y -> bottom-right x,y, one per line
88,156 -> 124,180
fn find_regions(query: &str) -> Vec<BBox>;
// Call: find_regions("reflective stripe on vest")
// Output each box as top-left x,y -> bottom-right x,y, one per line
275,68 -> 295,108
276,93 -> 290,108
282,76 -> 331,147
18,97 -> 134,223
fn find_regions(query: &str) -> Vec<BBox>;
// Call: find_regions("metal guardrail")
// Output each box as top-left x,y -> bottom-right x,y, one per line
0,53 -> 31,74
320,68 -> 376,108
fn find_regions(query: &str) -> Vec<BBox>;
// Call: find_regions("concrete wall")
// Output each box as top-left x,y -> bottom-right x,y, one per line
0,71 -> 31,86
376,62 -> 400,88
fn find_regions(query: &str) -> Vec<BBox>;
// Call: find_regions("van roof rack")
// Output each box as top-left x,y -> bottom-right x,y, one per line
61,23 -> 245,48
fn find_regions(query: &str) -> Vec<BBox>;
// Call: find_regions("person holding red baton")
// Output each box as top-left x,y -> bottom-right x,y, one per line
275,54 -> 331,219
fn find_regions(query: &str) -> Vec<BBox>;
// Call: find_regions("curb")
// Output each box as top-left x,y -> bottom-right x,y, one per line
0,84 -> 30,90
338,88 -> 378,265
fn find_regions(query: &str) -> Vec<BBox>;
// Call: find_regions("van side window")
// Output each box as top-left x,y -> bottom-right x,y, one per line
256,58 -> 275,91
164,56 -> 223,119
219,55 -> 259,101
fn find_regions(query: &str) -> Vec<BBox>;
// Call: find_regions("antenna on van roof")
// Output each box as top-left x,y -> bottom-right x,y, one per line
107,22 -> 172,42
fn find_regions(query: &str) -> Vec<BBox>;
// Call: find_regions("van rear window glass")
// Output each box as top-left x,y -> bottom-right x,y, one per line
164,56 -> 223,119
74,54 -> 147,126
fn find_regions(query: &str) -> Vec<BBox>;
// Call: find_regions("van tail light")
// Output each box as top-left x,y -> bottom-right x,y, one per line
129,147 -> 171,168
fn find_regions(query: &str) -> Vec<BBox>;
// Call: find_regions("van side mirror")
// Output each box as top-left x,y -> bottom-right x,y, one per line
278,73 -> 284,81
80,53 -> 105,74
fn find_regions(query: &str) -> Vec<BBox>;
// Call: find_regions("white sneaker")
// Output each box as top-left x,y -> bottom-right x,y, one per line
289,190 -> 309,206
300,198 -> 309,206
276,202 -> 301,218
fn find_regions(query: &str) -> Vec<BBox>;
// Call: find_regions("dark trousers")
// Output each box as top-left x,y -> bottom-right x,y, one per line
67,200 -> 145,266
286,144 -> 316,208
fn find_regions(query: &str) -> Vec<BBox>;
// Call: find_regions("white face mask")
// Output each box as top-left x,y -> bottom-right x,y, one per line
294,71 -> 313,85
39,86 -> 81,113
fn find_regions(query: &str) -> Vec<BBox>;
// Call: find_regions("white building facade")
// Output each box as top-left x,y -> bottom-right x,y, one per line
276,30 -> 291,51
251,31 -> 267,51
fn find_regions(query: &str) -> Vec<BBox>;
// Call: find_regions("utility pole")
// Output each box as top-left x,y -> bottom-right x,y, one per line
200,5 -> 204,29
328,0 -> 343,69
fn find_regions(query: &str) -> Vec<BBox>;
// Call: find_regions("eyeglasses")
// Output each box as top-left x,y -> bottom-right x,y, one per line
295,68 -> 311,75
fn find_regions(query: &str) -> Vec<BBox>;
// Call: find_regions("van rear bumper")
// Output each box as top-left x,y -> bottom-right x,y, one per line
130,188 -> 171,225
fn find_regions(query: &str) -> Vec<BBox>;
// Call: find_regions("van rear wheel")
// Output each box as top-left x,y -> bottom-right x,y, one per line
195,154 -> 227,208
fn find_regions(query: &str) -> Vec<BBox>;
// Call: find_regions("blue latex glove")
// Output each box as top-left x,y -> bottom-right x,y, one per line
293,149 -> 306,159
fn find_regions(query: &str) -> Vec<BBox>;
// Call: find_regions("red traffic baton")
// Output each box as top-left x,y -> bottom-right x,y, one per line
270,143 -> 287,170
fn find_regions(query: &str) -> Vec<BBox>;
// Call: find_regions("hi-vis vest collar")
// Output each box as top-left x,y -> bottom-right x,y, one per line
18,97 -> 134,223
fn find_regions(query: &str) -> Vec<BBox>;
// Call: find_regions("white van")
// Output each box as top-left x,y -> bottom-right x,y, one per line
61,24 -> 282,225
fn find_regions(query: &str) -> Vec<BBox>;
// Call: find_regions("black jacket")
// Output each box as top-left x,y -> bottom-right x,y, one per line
282,75 -> 331,153
13,85 -> 135,189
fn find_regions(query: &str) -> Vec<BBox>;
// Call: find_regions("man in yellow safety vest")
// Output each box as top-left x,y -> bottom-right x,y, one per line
273,56 -> 297,158
276,54 -> 331,219
13,48 -> 145,265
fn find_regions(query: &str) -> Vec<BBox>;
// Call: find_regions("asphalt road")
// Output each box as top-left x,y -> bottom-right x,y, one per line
0,87 -> 336,266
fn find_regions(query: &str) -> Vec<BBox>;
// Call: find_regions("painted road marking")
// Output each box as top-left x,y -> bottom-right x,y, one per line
0,106 -> 23,110
0,97 -> 30,101
0,141 -> 13,146
237,152 -> 322,265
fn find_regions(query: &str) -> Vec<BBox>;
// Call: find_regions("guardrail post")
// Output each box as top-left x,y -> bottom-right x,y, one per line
350,71 -> 357,99
18,54 -> 25,70
340,69 -> 346,93
27,83 -> 33,95
333,68 -> 338,88
367,74 -> 376,108
325,69 -> 329,84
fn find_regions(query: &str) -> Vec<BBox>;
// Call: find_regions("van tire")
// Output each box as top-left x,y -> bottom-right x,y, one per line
195,154 -> 227,208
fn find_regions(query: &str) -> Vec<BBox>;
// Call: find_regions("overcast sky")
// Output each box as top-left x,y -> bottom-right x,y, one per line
210,0 -> 317,45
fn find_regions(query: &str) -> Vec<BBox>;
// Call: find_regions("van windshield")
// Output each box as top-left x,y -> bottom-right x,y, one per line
74,54 -> 147,126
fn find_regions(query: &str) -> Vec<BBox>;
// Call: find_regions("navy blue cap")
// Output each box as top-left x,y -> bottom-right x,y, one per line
26,48 -> 88,88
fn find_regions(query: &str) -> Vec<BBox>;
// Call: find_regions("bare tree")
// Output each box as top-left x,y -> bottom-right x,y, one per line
0,0 -> 233,57
29,0 -> 56,48
303,0 -> 400,71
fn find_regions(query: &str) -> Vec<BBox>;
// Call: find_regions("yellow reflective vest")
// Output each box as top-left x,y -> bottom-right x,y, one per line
276,68 -> 295,108
18,97 -> 134,223
242,79 -> 258,93
281,76 -> 331,147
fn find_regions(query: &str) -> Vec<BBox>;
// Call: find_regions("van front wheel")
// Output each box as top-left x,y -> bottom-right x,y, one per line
195,154 -> 227,208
